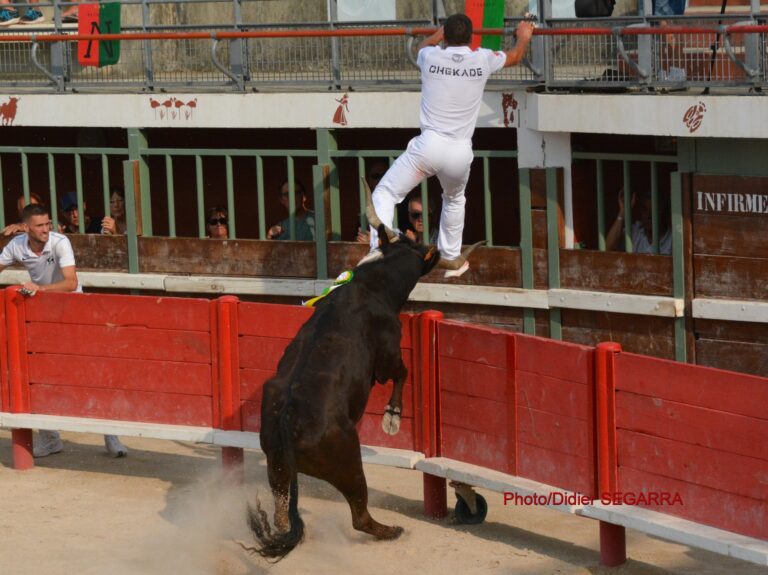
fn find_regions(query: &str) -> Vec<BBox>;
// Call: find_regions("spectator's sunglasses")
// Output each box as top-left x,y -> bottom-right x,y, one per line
409,211 -> 423,220
208,217 -> 228,226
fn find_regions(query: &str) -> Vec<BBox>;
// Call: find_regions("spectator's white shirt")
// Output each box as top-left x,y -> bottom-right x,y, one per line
417,45 -> 507,141
630,221 -> 672,255
0,231 -> 82,292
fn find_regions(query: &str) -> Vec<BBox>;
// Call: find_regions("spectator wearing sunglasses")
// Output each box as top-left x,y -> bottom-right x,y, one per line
404,193 -> 438,245
267,180 -> 315,241
206,206 -> 229,239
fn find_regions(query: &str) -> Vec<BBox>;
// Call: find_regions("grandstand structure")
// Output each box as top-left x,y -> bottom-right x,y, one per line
0,0 -> 766,378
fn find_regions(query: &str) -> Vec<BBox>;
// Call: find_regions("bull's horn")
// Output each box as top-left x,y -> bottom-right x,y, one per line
436,241 -> 486,270
362,176 -> 398,242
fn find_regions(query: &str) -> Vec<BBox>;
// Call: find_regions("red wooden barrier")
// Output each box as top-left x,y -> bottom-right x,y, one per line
595,342 -> 626,567
438,320 -> 514,473
614,352 -> 768,540
515,334 -> 597,497
238,302 -> 314,432
7,287 -> 33,470
217,296 -> 243,472
3,288 -> 767,564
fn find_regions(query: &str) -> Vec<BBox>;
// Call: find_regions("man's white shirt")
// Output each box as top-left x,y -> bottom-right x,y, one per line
417,45 -> 507,141
0,231 -> 82,292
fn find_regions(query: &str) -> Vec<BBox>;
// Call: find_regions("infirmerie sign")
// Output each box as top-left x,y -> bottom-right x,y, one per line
696,191 -> 768,214
693,175 -> 768,216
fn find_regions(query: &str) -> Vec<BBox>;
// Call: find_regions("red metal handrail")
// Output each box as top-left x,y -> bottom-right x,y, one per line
0,24 -> 765,43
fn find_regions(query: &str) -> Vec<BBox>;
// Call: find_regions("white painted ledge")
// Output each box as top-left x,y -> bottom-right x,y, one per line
419,455 -> 768,567
0,412 -> 215,443
6,271 -> 765,326
0,412 -> 421,469
413,283 -> 549,308
416,456 -> 587,515
549,288 -> 684,318
580,503 -> 768,566
693,298 -> 768,324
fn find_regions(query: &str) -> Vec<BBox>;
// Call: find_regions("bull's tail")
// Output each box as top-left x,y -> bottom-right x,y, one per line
244,413 -> 304,561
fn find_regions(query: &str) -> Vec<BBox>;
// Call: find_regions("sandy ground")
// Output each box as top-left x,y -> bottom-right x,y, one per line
0,430 -> 763,575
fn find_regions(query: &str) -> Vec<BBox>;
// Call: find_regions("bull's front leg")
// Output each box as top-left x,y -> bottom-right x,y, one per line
382,361 -> 407,436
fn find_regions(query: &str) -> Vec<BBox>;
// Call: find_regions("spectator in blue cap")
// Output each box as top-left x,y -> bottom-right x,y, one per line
59,192 -> 103,234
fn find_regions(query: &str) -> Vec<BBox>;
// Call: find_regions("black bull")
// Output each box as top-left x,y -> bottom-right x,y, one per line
244,228 -> 440,560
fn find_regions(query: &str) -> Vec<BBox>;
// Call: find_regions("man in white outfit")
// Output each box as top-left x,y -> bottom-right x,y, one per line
370,13 -> 535,275
0,203 -> 128,458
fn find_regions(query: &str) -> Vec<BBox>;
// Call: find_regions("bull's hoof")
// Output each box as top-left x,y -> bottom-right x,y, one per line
382,407 -> 401,435
376,525 -> 404,540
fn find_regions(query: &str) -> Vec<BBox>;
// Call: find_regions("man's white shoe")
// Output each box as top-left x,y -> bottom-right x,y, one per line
104,435 -> 128,458
33,430 -> 63,458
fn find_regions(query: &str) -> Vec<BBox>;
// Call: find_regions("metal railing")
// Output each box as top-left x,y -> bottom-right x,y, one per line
0,0 -> 765,91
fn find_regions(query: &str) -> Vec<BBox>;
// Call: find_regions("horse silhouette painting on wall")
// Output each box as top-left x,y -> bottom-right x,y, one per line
0,97 -> 19,126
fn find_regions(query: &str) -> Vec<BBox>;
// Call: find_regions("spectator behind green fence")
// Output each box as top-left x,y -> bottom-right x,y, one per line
267,180 -> 316,241
606,189 -> 672,255
206,206 -> 229,239
101,188 -> 127,235
2,192 -> 45,236
59,192 -> 103,234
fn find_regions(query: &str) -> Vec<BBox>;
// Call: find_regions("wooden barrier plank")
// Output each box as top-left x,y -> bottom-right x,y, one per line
615,353 -> 768,420
696,339 -> 768,378
438,321 -> 507,366
239,336 -> 292,371
620,467 -> 767,540
238,302 -> 313,338
240,367 -> 274,401
618,430 -> 768,501
139,237 -> 317,278
515,335 -> 593,385
694,255 -> 768,300
693,213 -> 768,259
517,407 -> 591,456
441,424 -> 510,473
616,391 -> 768,462
241,399 -> 262,432
518,443 -> 594,496
24,292 -> 211,331
439,356 -> 506,402
30,384 -> 212,426
26,323 -> 211,364
29,354 -> 212,396
517,371 -> 590,420
441,391 -> 507,437
560,250 -> 673,296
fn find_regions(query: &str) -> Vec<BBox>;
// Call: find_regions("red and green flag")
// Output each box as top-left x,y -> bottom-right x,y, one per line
465,0 -> 505,51
77,3 -> 121,67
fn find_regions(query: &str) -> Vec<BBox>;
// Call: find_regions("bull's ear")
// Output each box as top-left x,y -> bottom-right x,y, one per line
377,224 -> 390,248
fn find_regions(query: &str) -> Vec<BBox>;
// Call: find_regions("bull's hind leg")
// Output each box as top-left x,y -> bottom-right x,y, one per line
311,429 -> 403,540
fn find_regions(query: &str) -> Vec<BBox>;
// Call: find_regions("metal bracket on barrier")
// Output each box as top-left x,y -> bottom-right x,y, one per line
30,37 -> 63,90
211,33 -> 244,91
614,27 -> 648,80
721,23 -> 759,79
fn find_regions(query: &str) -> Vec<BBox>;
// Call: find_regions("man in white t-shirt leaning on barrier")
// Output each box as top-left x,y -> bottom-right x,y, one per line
369,13 -> 535,276
0,203 -> 128,458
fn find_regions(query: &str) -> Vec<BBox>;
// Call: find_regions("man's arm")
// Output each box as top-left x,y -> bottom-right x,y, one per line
503,21 -> 535,67
418,26 -> 444,51
23,265 -> 78,294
